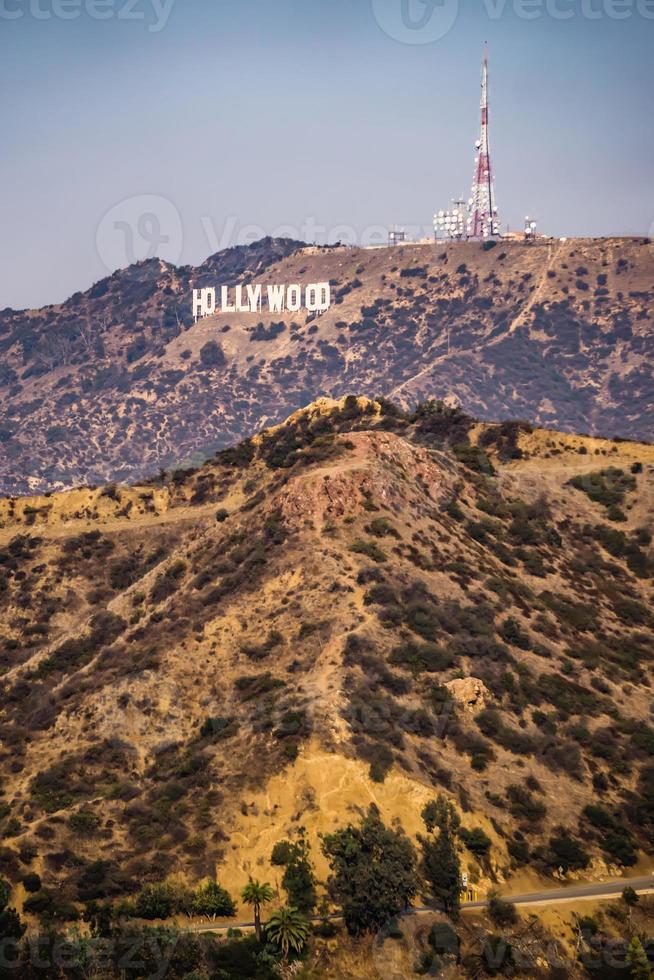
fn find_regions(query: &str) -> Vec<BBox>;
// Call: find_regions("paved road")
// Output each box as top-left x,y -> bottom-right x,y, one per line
184,873 -> 654,934
462,874 -> 654,910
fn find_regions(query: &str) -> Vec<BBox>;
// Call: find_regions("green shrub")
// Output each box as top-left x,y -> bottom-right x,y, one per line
507,838 -> 530,864
21,872 -> 41,893
365,518 -> 400,539
547,832 -> 589,872
23,889 -> 78,922
459,826 -> 491,858
210,934 -> 278,978
477,710 -> 537,755
199,340 -> 226,368
499,617 -> 530,649
453,444 -> 494,474
389,640 -> 453,675
30,760 -> 81,812
581,804 -> 638,866
567,468 -> 636,510
199,716 -> 239,740
234,673 -> 285,701
349,539 -> 388,563
428,921 -> 460,957
363,583 -> 398,607
488,892 -> 518,927
506,785 -> 546,824
68,810 -> 101,833
150,560 -> 186,603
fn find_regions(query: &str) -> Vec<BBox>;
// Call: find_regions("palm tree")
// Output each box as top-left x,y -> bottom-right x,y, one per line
266,905 -> 309,967
240,878 -> 274,942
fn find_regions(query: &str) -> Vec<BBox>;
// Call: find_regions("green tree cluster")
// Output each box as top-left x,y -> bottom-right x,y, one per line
270,827 -> 317,914
132,878 -> 235,920
418,795 -> 462,917
322,804 -> 419,935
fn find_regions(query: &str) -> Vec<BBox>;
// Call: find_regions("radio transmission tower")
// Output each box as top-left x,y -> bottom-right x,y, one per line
467,45 -> 500,240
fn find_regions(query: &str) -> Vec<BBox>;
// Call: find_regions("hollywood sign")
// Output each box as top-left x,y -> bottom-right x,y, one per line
192,282 -> 331,321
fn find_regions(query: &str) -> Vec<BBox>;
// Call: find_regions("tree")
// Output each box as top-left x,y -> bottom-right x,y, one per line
622,886 -> 640,909
192,880 -> 236,919
626,936 -> 651,980
0,877 -> 25,943
420,828 -> 461,917
548,831 -> 589,872
322,804 -> 418,935
270,829 -> 317,915
459,826 -> 491,859
241,879 -> 274,943
209,933 -> 279,980
488,891 -> 518,928
21,872 -> 41,894
622,886 -> 640,933
83,900 -> 113,938
134,883 -> 175,920
265,906 -> 309,967
422,795 -> 460,835
199,340 -> 226,368
419,795 -> 461,917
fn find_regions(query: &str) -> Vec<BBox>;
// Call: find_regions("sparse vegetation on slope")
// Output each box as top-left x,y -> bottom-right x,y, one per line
1,236 -> 652,495
0,396 -> 652,959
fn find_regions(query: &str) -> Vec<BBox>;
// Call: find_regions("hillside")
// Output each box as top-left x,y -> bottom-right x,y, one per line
0,396 -> 653,928
0,235 -> 652,495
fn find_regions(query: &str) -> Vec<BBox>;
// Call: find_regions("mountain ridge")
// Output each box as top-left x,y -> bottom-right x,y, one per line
0,236 -> 652,495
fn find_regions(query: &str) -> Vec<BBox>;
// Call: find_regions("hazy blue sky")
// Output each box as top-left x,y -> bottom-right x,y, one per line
1,0 -> 652,309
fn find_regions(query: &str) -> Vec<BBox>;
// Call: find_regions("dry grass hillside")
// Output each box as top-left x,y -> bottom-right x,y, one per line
0,235 -> 652,494
0,396 -> 653,925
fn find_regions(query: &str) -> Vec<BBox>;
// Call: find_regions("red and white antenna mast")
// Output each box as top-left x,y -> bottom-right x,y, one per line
467,44 -> 500,240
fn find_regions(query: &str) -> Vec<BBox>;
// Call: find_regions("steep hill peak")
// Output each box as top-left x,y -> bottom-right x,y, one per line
274,428 -> 458,531
251,394 -> 382,442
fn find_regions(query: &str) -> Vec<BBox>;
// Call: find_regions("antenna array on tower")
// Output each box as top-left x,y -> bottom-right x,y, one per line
434,46 -> 501,243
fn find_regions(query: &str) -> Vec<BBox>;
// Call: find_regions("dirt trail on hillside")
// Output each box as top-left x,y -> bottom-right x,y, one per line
0,501 -> 218,547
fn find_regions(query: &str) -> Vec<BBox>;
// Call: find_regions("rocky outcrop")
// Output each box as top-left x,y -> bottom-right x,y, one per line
445,677 -> 491,714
